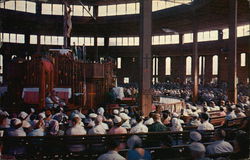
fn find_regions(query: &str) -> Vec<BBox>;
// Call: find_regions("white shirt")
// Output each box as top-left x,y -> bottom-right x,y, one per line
97,151 -> 126,160
225,111 -> 237,120
197,120 -> 214,131
100,122 -> 109,130
206,140 -> 233,154
144,118 -> 154,126
66,124 -> 86,135
88,124 -> 106,135
7,128 -> 26,136
130,122 -> 148,133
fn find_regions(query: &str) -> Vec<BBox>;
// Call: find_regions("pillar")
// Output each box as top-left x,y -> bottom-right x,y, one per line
179,34 -> 185,83
227,0 -> 237,103
192,14 -> 199,103
139,0 -> 152,116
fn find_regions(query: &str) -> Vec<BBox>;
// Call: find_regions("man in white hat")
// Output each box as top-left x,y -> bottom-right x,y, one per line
108,116 -> 127,134
130,116 -> 148,133
7,118 -> 26,136
88,115 -> 106,135
120,113 -> 131,129
189,113 -> 201,127
189,142 -> 210,160
18,111 -> 31,130
66,117 -> 86,152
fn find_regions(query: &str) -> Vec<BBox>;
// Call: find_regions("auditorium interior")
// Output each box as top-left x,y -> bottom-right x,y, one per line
0,0 -> 250,159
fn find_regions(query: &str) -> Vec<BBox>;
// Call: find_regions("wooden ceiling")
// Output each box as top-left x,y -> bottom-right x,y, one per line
0,0 -> 249,36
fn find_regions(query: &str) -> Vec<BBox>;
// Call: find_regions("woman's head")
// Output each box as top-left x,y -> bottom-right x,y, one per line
127,135 -> 142,149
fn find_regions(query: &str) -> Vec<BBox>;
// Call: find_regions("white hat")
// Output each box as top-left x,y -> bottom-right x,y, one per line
120,107 -> 124,112
113,109 -> 119,115
191,106 -> 197,111
11,118 -> 22,126
189,142 -> 205,152
190,131 -> 202,142
89,113 -> 97,119
119,113 -> 131,120
18,111 -> 28,119
124,109 -> 129,114
97,107 -> 105,116
0,111 -> 9,117
192,113 -> 199,118
172,113 -> 179,118
113,116 -> 122,123
38,112 -> 46,120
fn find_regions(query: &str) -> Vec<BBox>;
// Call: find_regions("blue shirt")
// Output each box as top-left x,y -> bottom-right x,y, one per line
127,149 -> 152,160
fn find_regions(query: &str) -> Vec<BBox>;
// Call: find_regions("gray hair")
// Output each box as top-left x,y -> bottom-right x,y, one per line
127,135 -> 142,149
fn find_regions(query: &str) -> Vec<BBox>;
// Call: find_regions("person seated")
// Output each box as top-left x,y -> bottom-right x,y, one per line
108,116 -> 127,134
28,120 -> 45,136
189,131 -> 202,143
225,105 -> 237,120
130,116 -> 148,133
97,139 -> 125,160
234,106 -> 246,118
7,118 -> 26,136
88,115 -> 106,135
189,142 -> 211,160
189,113 -> 201,127
66,117 -> 86,152
170,117 -> 183,132
209,101 -> 220,111
0,111 -> 10,130
18,111 -> 31,132
144,112 -> 154,126
206,129 -> 233,155
162,111 -> 171,125
44,109 -> 53,128
120,112 -> 131,129
47,119 -> 60,136
219,107 -> 226,116
127,135 -> 152,160
148,113 -> 168,132
197,113 -> 214,131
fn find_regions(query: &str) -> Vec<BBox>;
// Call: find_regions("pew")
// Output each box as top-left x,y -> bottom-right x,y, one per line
0,129 -> 241,160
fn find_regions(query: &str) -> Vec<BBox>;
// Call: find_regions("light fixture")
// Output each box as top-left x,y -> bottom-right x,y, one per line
162,28 -> 179,35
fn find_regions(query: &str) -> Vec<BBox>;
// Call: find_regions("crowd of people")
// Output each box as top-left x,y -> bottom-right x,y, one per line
0,94 -> 249,159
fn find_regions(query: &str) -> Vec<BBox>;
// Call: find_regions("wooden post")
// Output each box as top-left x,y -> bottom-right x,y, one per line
192,12 -> 199,103
139,0 -> 152,116
227,0 -> 238,103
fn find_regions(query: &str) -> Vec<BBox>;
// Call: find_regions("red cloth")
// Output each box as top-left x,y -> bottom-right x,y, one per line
23,91 -> 39,104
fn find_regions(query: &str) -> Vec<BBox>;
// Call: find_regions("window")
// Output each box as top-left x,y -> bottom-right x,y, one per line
223,28 -> 229,39
53,4 -> 63,15
3,33 -> 10,42
165,57 -> 171,75
107,5 -> 116,16
98,6 -> 107,16
117,4 -> 126,15
42,3 -> 52,15
117,57 -> 121,69
26,1 -> 36,13
83,6 -> 93,17
73,5 -> 83,16
5,1 -> 15,10
117,37 -> 122,46
212,55 -> 218,75
199,56 -> 205,75
240,53 -> 246,67
0,54 -> 3,74
17,34 -> 25,43
127,3 -> 136,15
152,57 -> 158,76
10,33 -> 16,43
97,37 -> 104,46
16,1 -> 26,12
122,37 -> 128,46
109,38 -> 116,46
184,33 -> 193,43
186,56 -> 192,75
124,77 -> 129,84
